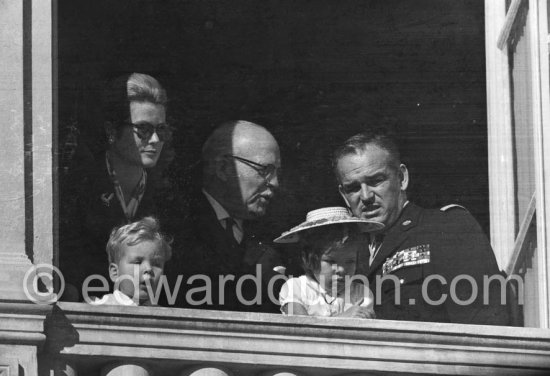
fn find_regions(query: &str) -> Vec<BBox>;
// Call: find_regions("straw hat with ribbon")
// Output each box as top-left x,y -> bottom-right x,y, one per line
273,206 -> 384,243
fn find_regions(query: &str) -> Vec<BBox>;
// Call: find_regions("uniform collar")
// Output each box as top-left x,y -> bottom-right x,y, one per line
368,202 -> 422,276
380,200 -> 418,234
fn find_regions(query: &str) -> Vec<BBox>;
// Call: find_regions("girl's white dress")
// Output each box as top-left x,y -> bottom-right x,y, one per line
279,275 -> 375,317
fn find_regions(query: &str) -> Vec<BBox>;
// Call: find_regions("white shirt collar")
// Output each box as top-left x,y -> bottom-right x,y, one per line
113,289 -> 138,306
202,189 -> 244,237
203,189 -> 231,221
91,289 -> 138,306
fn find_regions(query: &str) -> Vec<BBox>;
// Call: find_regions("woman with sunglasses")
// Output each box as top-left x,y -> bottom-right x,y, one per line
59,72 -> 176,302
103,73 -> 171,222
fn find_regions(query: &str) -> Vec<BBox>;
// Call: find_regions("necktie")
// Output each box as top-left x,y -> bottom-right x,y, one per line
369,233 -> 384,266
224,217 -> 236,242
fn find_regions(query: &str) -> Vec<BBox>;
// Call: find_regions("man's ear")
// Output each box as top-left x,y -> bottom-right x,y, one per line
105,122 -> 116,141
108,263 -> 119,283
215,156 -> 230,182
399,164 -> 409,191
338,185 -> 352,209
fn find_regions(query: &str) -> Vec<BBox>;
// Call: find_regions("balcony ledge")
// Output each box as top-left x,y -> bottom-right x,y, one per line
0,302 -> 52,348
41,302 -> 550,375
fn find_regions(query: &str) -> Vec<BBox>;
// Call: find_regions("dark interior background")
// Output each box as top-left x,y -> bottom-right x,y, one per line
58,0 -> 489,238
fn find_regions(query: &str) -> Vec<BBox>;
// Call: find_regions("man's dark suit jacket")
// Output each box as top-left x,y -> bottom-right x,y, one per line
357,202 -> 509,325
165,192 -> 286,312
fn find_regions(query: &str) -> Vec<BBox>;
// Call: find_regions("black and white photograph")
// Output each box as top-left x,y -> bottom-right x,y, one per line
1,0 -> 550,375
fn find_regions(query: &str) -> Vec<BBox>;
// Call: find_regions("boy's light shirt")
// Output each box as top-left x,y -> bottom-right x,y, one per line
279,275 -> 374,317
90,289 -> 138,306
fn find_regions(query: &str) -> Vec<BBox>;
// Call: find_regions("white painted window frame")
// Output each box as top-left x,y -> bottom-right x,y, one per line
485,0 -> 550,328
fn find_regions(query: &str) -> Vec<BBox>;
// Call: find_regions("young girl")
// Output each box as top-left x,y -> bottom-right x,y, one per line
275,207 -> 382,318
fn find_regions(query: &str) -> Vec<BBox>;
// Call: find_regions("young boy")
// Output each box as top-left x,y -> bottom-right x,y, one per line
91,216 -> 172,306
275,207 -> 382,318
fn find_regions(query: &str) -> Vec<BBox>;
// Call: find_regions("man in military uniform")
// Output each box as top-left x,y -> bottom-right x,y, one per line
333,130 -> 509,325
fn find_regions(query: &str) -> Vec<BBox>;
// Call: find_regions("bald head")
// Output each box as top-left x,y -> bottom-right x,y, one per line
202,121 -> 277,165
202,120 -> 281,220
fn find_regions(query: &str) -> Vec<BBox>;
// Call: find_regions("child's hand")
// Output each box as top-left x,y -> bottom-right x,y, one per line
336,306 -> 376,319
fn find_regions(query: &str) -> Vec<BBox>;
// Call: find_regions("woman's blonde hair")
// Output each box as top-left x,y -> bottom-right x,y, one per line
103,72 -> 167,126
127,72 -> 167,105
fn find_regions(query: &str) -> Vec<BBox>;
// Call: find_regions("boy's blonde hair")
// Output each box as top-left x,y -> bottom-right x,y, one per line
106,216 -> 172,264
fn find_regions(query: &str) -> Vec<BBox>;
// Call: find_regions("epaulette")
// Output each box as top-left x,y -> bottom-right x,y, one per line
440,204 -> 467,212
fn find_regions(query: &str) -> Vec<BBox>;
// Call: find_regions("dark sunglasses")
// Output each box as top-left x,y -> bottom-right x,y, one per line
128,122 -> 173,142
226,155 -> 280,182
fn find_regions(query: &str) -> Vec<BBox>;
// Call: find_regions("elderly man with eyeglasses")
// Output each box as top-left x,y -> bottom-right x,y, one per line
165,120 -> 287,312
202,121 -> 281,223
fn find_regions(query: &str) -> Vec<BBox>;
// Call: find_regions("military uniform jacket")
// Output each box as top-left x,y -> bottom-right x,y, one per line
358,203 -> 509,325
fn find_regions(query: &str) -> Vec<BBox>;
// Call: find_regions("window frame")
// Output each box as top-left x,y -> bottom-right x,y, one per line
486,0 -> 550,328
